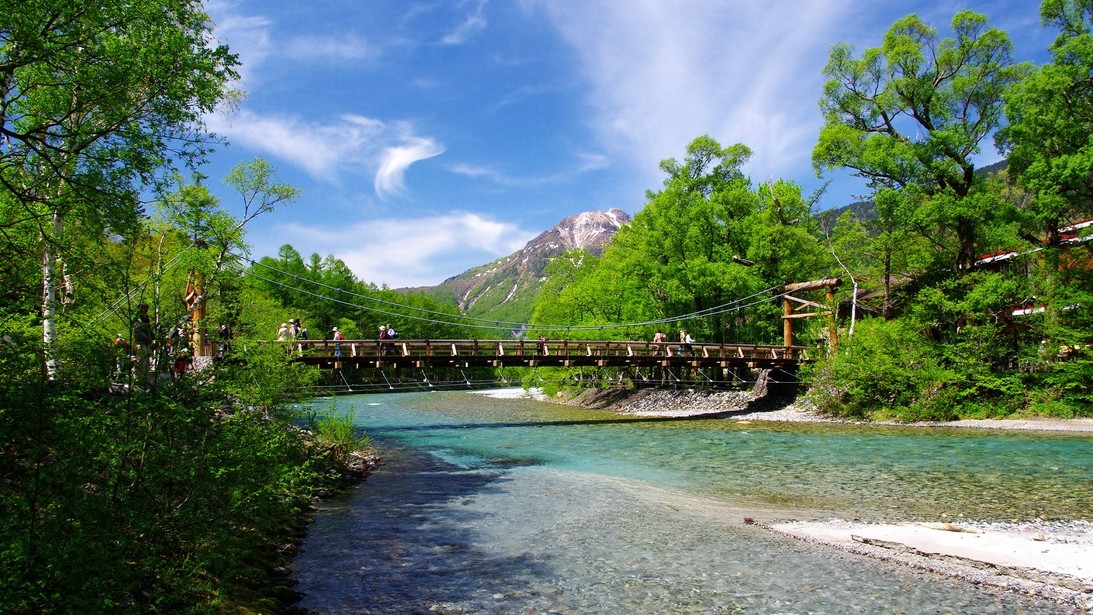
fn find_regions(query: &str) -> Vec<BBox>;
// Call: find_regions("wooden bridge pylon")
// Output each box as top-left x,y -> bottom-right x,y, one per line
782,277 -> 840,349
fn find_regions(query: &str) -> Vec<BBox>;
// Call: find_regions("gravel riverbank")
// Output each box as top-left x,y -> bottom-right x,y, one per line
552,386 -> 1093,433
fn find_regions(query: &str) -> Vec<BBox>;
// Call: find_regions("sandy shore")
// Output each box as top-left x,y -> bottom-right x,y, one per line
768,519 -> 1092,610
475,386 -> 1093,609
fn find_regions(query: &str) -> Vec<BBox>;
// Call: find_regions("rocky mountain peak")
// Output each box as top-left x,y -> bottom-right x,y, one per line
526,208 -> 630,258
421,208 -> 630,323
550,208 -> 629,253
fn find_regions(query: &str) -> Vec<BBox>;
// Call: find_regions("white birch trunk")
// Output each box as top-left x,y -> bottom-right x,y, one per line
42,209 -> 64,379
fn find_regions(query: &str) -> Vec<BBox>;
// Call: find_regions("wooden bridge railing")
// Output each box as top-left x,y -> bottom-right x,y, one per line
275,339 -> 808,370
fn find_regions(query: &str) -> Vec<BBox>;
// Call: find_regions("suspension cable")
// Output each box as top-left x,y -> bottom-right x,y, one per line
245,255 -> 786,329
237,258 -> 792,333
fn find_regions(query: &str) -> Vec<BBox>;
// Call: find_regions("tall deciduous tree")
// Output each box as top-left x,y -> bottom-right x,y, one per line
995,0 -> 1093,351
814,10 -> 1026,271
998,0 -> 1093,246
611,136 -> 762,337
0,0 -> 239,377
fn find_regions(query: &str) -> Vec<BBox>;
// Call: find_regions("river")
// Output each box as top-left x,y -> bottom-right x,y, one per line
290,390 -> 1092,614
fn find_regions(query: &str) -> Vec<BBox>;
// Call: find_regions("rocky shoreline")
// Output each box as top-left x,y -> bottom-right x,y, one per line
506,385 -> 1093,611
552,385 -> 1093,433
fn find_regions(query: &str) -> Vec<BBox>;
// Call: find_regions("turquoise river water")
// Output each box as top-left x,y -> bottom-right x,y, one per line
290,391 -> 1093,614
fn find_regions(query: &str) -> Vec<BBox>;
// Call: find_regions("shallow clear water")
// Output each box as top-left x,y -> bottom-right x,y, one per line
292,391 -> 1093,613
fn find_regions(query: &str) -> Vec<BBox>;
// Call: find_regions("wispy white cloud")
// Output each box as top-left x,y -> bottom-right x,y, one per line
575,151 -> 610,173
206,3 -> 442,197
207,110 -> 442,196
278,212 -> 536,288
206,0 -> 274,86
208,1 -> 380,80
374,135 -> 446,198
449,148 -> 608,188
284,34 -> 377,61
523,0 -> 855,189
450,163 -> 509,183
441,0 -> 489,45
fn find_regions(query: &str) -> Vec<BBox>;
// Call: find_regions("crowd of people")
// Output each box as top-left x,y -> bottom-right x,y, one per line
274,320 -> 399,358
112,303 -> 234,384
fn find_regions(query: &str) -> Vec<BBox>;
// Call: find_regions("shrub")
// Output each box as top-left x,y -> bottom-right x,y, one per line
805,318 -> 960,421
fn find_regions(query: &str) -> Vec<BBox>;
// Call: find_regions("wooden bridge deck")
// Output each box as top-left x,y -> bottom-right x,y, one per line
283,339 -> 808,371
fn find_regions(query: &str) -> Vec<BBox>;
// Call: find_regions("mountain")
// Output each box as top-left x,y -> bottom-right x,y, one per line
417,208 -> 630,330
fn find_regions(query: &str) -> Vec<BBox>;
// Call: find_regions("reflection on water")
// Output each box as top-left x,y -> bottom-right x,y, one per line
292,391 -> 1091,613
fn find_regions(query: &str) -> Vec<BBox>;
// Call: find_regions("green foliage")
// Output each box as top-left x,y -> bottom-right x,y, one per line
532,136 -> 830,346
225,159 -> 302,226
794,4 -> 1093,421
0,0 -> 240,377
806,318 -> 961,421
310,402 -> 372,451
0,350 -> 320,613
219,335 -> 321,409
815,10 -> 1027,270
250,244 -> 470,341
999,0 -> 1093,231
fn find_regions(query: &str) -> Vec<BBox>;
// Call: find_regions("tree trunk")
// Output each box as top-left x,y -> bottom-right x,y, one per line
41,209 -> 64,380
883,247 -> 892,320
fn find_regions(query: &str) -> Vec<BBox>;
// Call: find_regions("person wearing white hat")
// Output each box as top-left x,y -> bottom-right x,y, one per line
276,322 -> 289,341
332,326 -> 344,357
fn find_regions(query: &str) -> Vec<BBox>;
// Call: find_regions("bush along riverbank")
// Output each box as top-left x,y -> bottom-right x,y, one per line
0,364 -> 377,615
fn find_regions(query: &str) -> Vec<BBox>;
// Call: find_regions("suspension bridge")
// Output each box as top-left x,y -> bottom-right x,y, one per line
284,338 -> 809,372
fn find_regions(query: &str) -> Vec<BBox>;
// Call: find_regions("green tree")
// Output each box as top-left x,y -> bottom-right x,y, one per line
249,244 -> 471,341
225,158 -> 303,231
996,0 -> 1093,346
991,1 -> 1093,368
608,136 -> 766,341
533,136 -> 828,346
530,249 -> 637,339
999,0 -> 1093,242
814,10 -> 1027,271
0,0 -> 239,377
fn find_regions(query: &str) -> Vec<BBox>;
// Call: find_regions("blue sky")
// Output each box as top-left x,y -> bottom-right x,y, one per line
200,0 -> 1053,289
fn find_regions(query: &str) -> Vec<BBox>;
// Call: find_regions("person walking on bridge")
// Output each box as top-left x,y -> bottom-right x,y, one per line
384,323 -> 397,355
377,324 -> 388,355
653,331 -> 667,356
332,326 -> 344,358
679,328 -> 693,356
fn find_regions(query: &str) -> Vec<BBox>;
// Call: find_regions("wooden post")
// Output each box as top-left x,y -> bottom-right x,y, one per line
827,284 -> 838,353
184,272 -> 206,357
783,297 -> 793,346
781,277 -> 841,350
